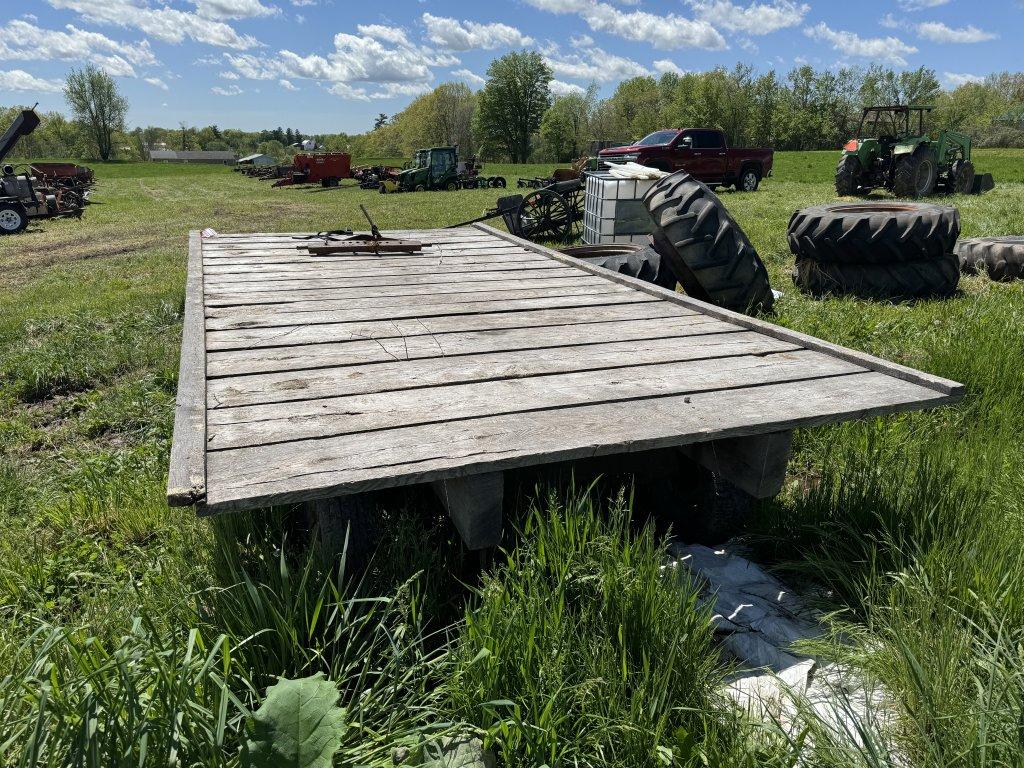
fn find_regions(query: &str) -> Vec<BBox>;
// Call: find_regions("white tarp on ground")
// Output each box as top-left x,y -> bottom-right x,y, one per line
669,543 -> 898,753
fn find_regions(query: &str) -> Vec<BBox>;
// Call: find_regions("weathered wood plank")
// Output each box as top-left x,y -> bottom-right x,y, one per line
202,252 -> 550,276
204,273 -> 607,306
208,331 -> 797,407
206,314 -> 734,377
202,259 -> 567,287
201,244 -> 534,263
202,240 -> 523,255
206,350 -> 864,450
678,431 -> 793,498
204,285 -> 634,328
205,291 -> 656,333
432,471 -> 504,550
205,301 -> 686,351
202,372 -> 956,512
475,223 -> 965,397
167,231 -> 207,506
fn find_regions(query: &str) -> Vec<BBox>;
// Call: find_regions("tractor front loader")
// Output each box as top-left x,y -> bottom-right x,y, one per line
836,105 -> 975,199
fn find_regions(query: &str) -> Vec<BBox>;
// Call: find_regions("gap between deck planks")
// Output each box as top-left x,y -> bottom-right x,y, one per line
206,351 -> 866,451
205,314 -> 737,378
202,372 -> 956,512
208,331 -> 801,408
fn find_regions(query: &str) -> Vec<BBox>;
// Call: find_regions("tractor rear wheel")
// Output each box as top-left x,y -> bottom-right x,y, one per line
893,147 -> 938,198
951,160 -> 975,195
0,203 -> 28,234
835,155 -> 861,196
642,171 -> 773,315
956,237 -> 1024,281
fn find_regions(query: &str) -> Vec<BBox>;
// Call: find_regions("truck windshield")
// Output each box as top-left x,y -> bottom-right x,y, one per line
635,130 -> 679,146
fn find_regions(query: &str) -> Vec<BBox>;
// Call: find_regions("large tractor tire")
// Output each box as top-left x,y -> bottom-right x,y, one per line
956,237 -> 1024,281
834,155 -> 861,196
893,147 -> 938,198
793,254 -> 960,300
787,202 -> 959,264
642,171 -> 773,315
559,243 -> 678,290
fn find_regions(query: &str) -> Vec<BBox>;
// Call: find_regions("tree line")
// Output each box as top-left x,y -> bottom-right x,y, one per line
3,57 -> 1024,163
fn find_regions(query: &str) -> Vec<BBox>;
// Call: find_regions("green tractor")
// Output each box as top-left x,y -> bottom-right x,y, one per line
836,105 -> 974,198
390,146 -> 461,193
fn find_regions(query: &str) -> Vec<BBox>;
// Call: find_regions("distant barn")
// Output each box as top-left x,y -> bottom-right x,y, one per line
149,150 -> 238,165
236,153 -> 276,167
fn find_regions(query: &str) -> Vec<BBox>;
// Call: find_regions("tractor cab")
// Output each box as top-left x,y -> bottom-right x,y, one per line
837,105 -> 974,198
397,146 -> 460,192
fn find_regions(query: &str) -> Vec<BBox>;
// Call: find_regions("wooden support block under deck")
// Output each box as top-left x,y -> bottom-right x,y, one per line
431,471 -> 504,550
678,430 -> 793,499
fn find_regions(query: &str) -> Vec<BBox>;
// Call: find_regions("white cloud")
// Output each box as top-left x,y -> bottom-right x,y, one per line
653,59 -> 685,75
545,47 -> 650,82
189,0 -> 278,20
738,37 -> 758,53
0,19 -> 157,77
452,68 -> 485,86
224,30 -> 455,100
421,13 -> 533,51
569,33 -> 594,47
291,0 -> 315,4
357,24 -> 411,46
45,0 -> 260,50
524,0 -> 726,50
219,70 -> 239,79
0,68 -> 64,92
687,0 -> 808,35
897,0 -> 949,8
916,21 -> 997,43
144,76 -> 168,89
804,22 -> 917,66
944,71 -> 984,88
279,78 -> 297,90
212,84 -> 243,95
551,79 -> 585,95
880,13 -> 899,29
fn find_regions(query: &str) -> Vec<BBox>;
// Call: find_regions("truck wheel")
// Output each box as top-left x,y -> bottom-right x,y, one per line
788,202 -> 959,264
643,172 -> 773,315
956,236 -> 1024,281
736,167 -> 760,192
445,181 -> 459,191
951,160 -> 975,195
414,184 -> 426,192
0,203 -> 28,234
834,155 -> 860,196
559,244 -> 678,291
893,147 -> 938,198
793,254 -> 960,300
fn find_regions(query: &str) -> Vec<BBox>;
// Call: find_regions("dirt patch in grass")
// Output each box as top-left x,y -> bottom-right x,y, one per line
0,236 -> 166,288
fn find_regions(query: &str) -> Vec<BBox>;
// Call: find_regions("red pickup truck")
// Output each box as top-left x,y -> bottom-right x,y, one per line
598,128 -> 774,191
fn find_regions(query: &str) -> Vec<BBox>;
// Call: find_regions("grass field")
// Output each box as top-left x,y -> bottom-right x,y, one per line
1,150 -> 1023,766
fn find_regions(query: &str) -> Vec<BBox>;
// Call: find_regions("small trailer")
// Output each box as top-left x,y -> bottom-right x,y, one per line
167,225 -> 962,560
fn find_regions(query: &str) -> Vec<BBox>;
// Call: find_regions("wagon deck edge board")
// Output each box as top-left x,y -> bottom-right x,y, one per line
167,227 -> 963,513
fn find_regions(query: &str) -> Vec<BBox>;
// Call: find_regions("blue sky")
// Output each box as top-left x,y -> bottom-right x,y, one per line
0,0 -> 1018,134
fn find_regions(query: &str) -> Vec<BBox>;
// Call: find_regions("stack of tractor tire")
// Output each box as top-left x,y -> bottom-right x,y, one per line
788,202 -> 961,300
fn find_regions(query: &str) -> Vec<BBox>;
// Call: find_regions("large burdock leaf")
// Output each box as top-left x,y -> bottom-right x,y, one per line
242,673 -> 348,768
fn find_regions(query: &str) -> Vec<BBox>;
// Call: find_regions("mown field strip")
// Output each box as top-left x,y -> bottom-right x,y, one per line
206,350 -> 857,450
206,313 -> 726,377
208,331 -> 796,407
204,301 -> 686,351
203,371 -> 950,511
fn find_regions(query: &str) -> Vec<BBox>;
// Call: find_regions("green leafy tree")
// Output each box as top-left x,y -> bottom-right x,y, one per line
475,51 -> 552,161
63,65 -> 128,160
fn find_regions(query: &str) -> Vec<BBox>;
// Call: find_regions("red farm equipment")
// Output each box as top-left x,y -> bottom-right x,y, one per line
273,152 -> 352,188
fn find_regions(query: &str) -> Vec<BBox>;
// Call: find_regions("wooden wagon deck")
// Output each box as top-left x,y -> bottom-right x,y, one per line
168,224 -> 963,536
